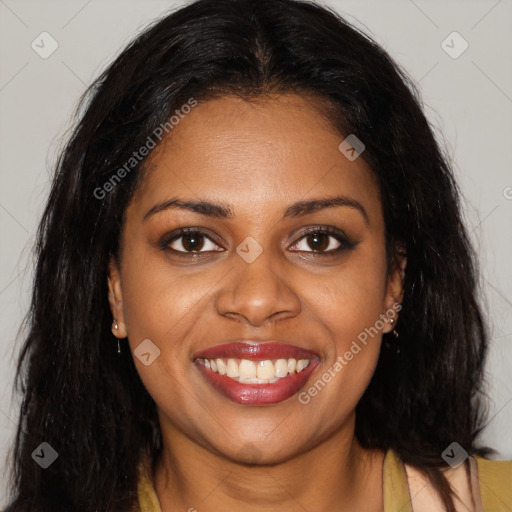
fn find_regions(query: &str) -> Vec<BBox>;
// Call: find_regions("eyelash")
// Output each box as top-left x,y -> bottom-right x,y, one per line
160,226 -> 357,258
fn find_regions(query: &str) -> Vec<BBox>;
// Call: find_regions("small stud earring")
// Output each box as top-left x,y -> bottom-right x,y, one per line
389,317 -> 399,338
112,319 -> 121,353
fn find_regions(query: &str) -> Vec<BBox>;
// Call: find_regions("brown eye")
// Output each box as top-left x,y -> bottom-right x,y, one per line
288,226 -> 358,255
166,230 -> 223,253
180,232 -> 205,252
290,229 -> 344,253
304,232 -> 333,252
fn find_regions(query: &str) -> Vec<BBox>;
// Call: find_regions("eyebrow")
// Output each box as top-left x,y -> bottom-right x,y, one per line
143,195 -> 369,224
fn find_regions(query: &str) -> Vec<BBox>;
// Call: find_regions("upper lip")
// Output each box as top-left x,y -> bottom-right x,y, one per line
194,341 -> 321,361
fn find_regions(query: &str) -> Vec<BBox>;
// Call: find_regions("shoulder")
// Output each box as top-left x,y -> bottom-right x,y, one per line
135,455 -> 163,512
473,455 -> 512,510
404,454 -> 512,512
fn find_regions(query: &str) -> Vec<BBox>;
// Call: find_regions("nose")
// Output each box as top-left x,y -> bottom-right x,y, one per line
215,248 -> 301,327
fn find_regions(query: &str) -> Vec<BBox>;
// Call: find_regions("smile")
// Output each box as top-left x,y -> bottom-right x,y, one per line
193,341 -> 321,405
197,357 -> 312,383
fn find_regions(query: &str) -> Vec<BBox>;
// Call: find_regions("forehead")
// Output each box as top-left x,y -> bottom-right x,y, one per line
129,94 -> 381,221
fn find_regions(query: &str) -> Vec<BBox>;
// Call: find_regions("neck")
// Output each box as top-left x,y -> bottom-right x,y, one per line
151,413 -> 385,512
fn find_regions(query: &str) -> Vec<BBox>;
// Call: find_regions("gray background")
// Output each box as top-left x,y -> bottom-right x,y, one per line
1,0 -> 511,505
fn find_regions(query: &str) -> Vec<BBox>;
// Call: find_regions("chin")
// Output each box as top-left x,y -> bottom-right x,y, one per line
225,440 -> 302,466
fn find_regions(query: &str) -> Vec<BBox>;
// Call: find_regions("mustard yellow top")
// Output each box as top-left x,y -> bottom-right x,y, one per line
135,449 -> 512,511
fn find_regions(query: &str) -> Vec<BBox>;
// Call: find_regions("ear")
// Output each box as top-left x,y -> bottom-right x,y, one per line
107,256 -> 128,338
382,247 -> 406,334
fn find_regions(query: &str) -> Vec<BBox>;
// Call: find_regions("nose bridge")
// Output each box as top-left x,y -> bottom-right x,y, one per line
215,239 -> 301,325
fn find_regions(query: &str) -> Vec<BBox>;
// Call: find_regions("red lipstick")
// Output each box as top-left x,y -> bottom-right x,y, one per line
194,341 -> 321,405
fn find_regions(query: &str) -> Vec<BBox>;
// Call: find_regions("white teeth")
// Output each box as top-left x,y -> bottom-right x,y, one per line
201,357 -> 312,382
296,359 -> 309,372
216,358 -> 226,375
240,376 -> 280,384
257,360 -> 275,380
226,358 -> 239,378
239,359 -> 257,379
274,359 -> 288,377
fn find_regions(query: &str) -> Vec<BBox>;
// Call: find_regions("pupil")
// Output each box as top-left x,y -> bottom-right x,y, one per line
183,233 -> 204,252
309,232 -> 328,251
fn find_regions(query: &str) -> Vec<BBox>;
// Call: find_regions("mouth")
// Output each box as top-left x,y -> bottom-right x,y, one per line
193,341 -> 321,405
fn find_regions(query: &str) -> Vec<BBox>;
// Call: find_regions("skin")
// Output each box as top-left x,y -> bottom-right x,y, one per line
108,94 -> 405,511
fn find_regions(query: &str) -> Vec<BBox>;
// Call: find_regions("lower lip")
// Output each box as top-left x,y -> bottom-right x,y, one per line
195,360 -> 320,405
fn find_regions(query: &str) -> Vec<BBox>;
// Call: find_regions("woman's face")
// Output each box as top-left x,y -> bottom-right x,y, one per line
108,94 -> 404,464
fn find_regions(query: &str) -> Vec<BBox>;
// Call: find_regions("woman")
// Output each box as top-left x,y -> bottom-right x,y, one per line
5,0 -> 511,511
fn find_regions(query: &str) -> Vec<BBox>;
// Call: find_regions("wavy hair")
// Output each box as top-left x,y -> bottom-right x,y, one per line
6,0 -> 491,510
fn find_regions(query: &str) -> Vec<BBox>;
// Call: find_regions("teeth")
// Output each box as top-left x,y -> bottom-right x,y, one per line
257,360 -> 275,379
216,358 -> 226,375
200,357 -> 312,382
296,359 -> 309,372
239,359 -> 256,379
274,359 -> 288,377
226,358 -> 239,378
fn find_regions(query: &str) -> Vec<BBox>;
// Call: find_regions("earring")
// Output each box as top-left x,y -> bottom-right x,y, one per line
384,316 -> 401,354
389,317 -> 399,338
112,319 -> 121,354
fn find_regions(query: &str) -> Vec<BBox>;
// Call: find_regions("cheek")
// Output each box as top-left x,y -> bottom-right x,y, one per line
118,241 -> 226,408
118,250 -> 204,420
309,243 -> 388,345
298,243 -> 388,404
119,237 -> 221,348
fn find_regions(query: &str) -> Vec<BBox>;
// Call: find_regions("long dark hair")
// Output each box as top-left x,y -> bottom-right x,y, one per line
5,0 -> 492,510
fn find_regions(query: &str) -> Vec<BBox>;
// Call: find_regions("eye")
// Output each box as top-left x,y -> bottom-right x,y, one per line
161,226 -> 356,257
164,229 -> 224,253
289,227 -> 356,254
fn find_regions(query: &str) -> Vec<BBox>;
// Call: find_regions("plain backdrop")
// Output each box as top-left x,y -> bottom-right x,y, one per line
1,0 -> 511,505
